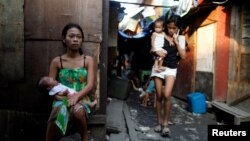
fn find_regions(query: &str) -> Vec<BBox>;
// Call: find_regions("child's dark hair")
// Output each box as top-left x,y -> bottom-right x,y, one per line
154,17 -> 165,27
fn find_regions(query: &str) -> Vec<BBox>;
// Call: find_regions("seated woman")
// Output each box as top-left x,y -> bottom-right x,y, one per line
45,23 -> 95,141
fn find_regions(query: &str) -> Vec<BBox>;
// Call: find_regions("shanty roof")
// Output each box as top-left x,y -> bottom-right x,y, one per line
112,0 -> 229,38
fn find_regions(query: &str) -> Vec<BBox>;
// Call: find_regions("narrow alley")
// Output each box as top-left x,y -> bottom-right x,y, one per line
106,89 -> 218,141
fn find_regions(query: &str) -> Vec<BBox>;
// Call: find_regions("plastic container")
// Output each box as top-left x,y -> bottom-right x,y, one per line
187,92 -> 207,114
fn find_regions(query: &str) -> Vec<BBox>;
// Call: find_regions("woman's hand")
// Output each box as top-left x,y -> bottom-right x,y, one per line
68,94 -> 80,107
173,33 -> 179,45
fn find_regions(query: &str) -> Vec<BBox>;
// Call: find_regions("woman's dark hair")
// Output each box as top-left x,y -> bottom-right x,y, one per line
165,14 -> 181,29
61,23 -> 84,54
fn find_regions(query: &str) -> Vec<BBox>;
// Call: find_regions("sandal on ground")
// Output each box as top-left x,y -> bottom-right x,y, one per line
161,126 -> 170,136
154,124 -> 162,133
168,121 -> 174,125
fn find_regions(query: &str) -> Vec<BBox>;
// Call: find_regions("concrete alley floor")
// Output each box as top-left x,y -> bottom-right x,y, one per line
126,91 -> 217,141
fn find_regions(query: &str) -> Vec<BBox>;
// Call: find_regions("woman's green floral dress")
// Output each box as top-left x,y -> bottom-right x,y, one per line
53,67 -> 92,135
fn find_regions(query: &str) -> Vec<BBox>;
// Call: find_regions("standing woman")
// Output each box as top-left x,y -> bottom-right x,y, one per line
151,15 -> 186,136
45,23 -> 95,141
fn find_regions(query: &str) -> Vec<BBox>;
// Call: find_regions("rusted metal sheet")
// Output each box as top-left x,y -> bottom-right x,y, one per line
228,5 -> 240,82
25,41 -> 100,78
240,5 -> 250,82
25,41 -> 64,78
0,0 -> 24,81
241,4 -> 250,54
109,1 -> 119,47
82,42 -> 100,61
240,54 -> 250,81
25,0 -> 102,42
214,6 -> 230,101
110,0 -> 178,7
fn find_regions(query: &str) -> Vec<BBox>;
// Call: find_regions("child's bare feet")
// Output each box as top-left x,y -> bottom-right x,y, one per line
140,103 -> 147,107
139,91 -> 145,98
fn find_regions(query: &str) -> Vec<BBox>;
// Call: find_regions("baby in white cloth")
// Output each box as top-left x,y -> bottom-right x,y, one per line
38,76 -> 97,108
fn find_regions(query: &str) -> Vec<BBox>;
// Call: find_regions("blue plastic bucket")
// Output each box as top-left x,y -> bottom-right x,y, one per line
187,92 -> 207,114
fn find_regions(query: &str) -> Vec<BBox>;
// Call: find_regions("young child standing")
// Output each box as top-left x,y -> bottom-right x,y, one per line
139,76 -> 156,107
151,18 -> 168,72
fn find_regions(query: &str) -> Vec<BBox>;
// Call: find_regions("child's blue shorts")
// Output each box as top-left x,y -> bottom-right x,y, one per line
146,80 -> 155,94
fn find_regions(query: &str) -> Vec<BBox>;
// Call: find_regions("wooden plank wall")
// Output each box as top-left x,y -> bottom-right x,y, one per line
227,2 -> 250,109
25,0 -> 102,42
240,4 -> 250,82
0,0 -> 24,81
